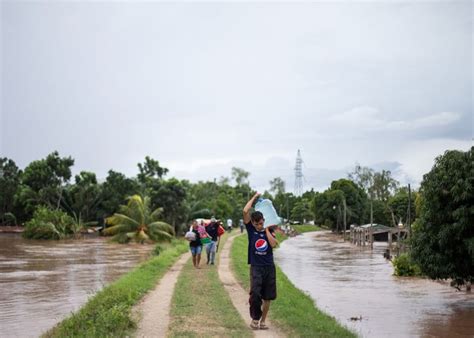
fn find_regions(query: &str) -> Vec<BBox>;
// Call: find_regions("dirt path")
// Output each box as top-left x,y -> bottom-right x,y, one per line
134,252 -> 190,338
218,233 -> 285,338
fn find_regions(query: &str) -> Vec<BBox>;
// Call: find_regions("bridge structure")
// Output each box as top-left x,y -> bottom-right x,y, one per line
349,223 -> 409,249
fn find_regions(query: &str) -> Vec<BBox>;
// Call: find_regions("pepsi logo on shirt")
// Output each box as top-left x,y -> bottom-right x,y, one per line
255,239 -> 268,252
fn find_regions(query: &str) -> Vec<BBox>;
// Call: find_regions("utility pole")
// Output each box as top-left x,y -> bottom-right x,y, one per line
407,184 -> 411,240
343,197 -> 347,241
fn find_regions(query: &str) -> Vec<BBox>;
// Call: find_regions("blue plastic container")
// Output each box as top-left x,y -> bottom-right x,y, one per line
255,198 -> 281,228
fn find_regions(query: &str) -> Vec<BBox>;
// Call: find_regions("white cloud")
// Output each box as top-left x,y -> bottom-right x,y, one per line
395,138 -> 472,186
329,106 -> 461,132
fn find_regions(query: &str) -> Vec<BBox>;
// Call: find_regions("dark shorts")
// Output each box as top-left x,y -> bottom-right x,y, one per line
251,265 -> 277,300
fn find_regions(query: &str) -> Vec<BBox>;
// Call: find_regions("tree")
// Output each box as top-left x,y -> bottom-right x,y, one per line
231,167 -> 250,186
348,165 -> 399,202
411,147 -> 473,287
269,177 -> 285,197
137,156 -> 168,185
15,151 -> 74,219
348,164 -> 374,193
0,158 -> 21,225
291,199 -> 313,223
99,170 -> 140,216
63,171 -> 102,222
23,206 -> 75,240
387,188 -> 417,227
148,178 -> 188,235
330,179 -> 368,225
103,195 -> 174,243
372,170 -> 399,202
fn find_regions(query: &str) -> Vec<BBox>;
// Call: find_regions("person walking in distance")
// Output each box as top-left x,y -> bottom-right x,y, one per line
205,216 -> 219,265
243,192 -> 278,330
188,220 -> 202,268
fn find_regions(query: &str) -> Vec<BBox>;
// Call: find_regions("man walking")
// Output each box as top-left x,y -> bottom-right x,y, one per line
243,192 -> 278,330
205,216 -> 219,265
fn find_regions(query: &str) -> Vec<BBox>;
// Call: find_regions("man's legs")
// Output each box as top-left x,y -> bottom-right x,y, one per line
260,265 -> 276,329
249,266 -> 263,323
206,242 -> 211,264
196,246 -> 202,268
260,300 -> 271,327
209,241 -> 217,264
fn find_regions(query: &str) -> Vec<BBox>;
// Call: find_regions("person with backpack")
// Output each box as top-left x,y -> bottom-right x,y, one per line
205,217 -> 219,265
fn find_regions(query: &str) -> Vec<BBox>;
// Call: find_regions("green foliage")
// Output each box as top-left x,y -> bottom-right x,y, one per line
292,224 -> 322,234
291,199 -> 313,223
99,170 -> 140,216
312,179 -> 369,231
348,164 -> 399,202
388,188 -> 416,227
411,147 -> 474,284
62,171 -> 102,223
392,253 -> 422,276
43,241 -> 189,338
104,195 -> 174,243
231,167 -> 250,186
0,158 -> 22,224
23,206 -> 75,240
15,151 -> 74,220
152,244 -> 163,256
269,177 -> 286,196
137,156 -> 168,185
147,178 -> 188,235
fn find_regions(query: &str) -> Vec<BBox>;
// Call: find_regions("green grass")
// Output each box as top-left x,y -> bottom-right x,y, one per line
230,234 -> 356,338
292,224 -> 323,234
43,240 -> 189,338
168,234 -> 252,338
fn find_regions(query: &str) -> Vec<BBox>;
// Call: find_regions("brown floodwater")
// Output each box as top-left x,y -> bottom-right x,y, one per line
275,231 -> 474,338
0,233 -> 153,337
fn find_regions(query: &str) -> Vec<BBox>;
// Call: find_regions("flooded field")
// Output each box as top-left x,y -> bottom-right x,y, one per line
0,234 -> 153,337
275,231 -> 474,337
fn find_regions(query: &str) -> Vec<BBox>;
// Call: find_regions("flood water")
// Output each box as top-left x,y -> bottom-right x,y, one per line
275,231 -> 474,338
0,233 -> 153,337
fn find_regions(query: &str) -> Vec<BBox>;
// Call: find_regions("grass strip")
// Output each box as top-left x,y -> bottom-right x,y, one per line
231,234 -> 356,338
292,224 -> 323,234
168,233 -> 252,338
43,240 -> 189,338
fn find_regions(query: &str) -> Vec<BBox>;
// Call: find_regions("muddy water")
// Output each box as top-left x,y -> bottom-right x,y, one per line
0,234 -> 153,337
275,231 -> 474,338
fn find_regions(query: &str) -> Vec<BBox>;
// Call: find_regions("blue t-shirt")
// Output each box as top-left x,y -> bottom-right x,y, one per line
245,222 -> 274,266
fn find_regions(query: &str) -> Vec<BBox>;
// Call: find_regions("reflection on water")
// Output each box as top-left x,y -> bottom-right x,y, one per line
275,231 -> 474,338
0,233 -> 153,337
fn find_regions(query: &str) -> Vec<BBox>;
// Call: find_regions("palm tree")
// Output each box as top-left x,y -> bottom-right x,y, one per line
103,195 -> 175,243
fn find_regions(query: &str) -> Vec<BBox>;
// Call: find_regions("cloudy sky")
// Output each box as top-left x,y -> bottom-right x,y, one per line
1,1 -> 472,193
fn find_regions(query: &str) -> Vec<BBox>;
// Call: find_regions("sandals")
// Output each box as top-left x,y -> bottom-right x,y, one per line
250,320 -> 269,330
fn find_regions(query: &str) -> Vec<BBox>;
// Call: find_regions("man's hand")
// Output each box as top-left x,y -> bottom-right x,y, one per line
243,192 -> 261,224
265,227 -> 278,248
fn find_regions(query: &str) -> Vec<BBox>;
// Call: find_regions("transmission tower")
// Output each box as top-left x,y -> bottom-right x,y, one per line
294,149 -> 304,196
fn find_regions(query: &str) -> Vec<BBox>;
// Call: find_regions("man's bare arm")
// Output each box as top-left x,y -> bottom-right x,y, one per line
265,227 -> 278,248
243,192 -> 260,224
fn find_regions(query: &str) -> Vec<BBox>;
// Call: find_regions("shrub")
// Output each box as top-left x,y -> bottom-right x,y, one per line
392,253 -> 422,277
23,206 -> 74,240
